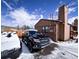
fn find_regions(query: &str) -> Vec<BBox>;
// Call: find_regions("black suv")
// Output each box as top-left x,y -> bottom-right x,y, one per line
22,30 -> 50,52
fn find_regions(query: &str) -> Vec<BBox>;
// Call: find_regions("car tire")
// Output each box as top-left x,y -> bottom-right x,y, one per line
27,43 -> 33,53
30,48 -> 33,53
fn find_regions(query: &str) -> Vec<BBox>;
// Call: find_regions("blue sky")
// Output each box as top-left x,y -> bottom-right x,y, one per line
1,0 -> 78,27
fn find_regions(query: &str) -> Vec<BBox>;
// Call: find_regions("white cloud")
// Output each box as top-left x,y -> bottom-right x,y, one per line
68,16 -> 78,24
55,0 -> 63,13
2,0 -> 13,10
68,7 -> 77,14
1,16 -> 18,26
55,5 -> 77,15
67,2 -> 76,7
2,0 -> 44,27
55,1 -> 77,15
55,8 -> 58,13
48,16 -> 58,20
33,8 -> 46,15
53,16 -> 58,20
40,15 -> 43,19
8,7 -> 43,27
59,1 -> 63,4
67,1 -> 77,14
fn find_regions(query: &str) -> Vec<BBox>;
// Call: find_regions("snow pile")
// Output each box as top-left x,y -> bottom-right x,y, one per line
17,53 -> 34,59
34,41 -> 78,59
17,40 -> 34,59
17,39 -> 78,59
1,32 -> 20,51
40,42 -> 78,59
57,41 -> 78,47
56,41 -> 78,59
49,38 -> 55,43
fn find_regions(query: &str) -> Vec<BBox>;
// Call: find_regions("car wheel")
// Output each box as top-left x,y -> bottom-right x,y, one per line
28,44 -> 33,53
30,48 -> 33,53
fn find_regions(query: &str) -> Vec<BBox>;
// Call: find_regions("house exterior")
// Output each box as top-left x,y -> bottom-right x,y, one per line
35,5 -> 71,41
70,19 -> 78,38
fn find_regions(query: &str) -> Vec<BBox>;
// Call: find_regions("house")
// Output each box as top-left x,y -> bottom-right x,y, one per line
35,5 -> 72,41
70,19 -> 78,38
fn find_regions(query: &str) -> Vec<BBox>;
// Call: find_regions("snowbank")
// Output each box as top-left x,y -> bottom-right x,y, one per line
17,41 -> 34,59
17,53 -> 34,59
1,32 -> 20,51
16,36 -> 78,59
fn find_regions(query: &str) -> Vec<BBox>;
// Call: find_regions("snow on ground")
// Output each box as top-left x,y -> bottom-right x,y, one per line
57,40 -> 78,55
17,41 -> 34,59
1,32 -> 20,51
1,32 -> 78,59
38,41 -> 78,59
18,40 -> 78,59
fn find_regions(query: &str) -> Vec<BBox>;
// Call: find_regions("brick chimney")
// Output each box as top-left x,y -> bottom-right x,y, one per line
58,5 -> 68,23
58,5 -> 69,41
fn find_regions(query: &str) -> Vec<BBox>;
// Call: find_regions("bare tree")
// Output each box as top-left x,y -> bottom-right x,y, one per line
16,25 -> 20,30
22,25 -> 31,30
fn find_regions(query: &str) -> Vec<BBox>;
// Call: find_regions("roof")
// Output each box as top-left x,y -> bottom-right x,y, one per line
35,19 -> 64,26
68,23 -> 77,27
40,19 -> 63,22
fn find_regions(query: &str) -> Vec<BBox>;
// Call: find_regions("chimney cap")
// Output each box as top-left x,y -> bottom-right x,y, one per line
59,4 -> 67,8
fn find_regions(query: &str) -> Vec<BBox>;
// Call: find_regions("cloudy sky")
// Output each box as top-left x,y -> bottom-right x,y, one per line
1,0 -> 78,27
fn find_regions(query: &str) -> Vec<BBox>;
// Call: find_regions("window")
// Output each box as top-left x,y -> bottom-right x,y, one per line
42,27 -> 45,30
42,26 -> 49,32
73,27 -> 77,31
46,26 -> 49,30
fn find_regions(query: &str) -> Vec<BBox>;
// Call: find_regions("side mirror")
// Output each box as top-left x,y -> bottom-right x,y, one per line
25,33 -> 29,36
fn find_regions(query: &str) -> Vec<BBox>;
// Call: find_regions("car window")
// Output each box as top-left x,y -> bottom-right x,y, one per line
29,31 -> 37,35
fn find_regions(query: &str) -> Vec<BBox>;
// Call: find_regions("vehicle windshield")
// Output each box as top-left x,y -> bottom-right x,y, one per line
32,32 -> 44,38
29,31 -> 37,36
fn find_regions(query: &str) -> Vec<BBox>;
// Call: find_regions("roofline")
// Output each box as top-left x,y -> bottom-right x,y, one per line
35,18 -> 66,26
40,19 -> 63,22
